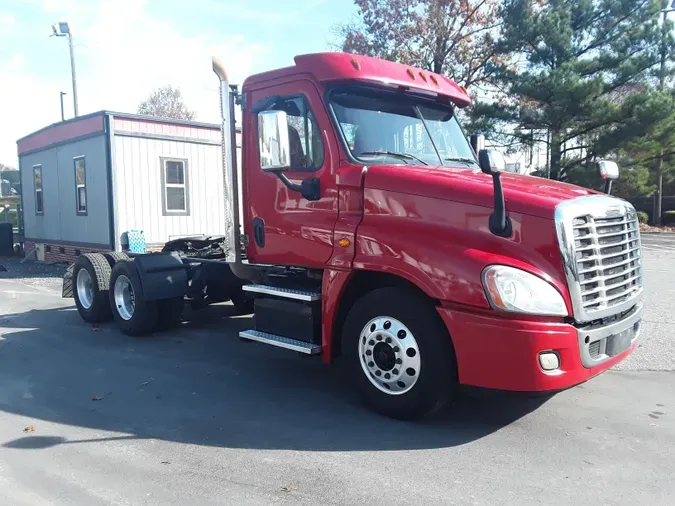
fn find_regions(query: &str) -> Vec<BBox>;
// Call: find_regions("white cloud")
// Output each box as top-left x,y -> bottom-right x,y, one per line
0,0 -> 268,165
0,13 -> 16,25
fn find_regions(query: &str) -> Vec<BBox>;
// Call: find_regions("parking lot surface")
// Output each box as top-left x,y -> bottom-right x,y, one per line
1,237 -> 674,505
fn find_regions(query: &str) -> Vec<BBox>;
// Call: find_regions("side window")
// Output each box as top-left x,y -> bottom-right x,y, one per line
33,165 -> 43,215
161,158 -> 189,215
74,156 -> 87,215
263,96 -> 325,171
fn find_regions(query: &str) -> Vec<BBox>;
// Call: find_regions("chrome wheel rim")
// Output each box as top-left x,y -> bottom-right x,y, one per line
358,316 -> 421,395
113,275 -> 135,321
76,268 -> 94,309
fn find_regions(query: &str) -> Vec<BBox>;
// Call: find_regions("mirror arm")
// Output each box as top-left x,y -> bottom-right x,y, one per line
276,171 -> 302,192
489,173 -> 512,237
604,179 -> 613,195
273,171 -> 321,201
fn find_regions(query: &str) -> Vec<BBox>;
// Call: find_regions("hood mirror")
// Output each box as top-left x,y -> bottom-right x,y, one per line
597,160 -> 620,195
478,148 -> 511,237
478,148 -> 506,175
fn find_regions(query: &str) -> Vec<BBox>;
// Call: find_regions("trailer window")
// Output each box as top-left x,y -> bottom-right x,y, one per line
161,158 -> 190,215
74,156 -> 87,215
33,165 -> 43,215
261,96 -> 325,171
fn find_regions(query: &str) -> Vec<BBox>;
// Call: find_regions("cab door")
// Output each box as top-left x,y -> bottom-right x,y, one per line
243,79 -> 339,268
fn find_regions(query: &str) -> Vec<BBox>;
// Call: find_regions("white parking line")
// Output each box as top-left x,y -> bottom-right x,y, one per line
642,244 -> 675,251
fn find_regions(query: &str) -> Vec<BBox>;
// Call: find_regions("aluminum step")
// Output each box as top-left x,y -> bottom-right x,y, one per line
242,284 -> 321,301
239,330 -> 321,355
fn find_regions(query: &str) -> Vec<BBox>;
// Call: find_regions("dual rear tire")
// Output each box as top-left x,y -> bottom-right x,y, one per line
72,253 -> 183,336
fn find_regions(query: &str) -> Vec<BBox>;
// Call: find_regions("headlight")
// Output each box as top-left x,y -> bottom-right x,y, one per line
482,265 -> 568,316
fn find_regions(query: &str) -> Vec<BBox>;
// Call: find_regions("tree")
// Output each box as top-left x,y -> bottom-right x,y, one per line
137,85 -> 196,120
336,0 -> 503,90
484,0 -> 675,181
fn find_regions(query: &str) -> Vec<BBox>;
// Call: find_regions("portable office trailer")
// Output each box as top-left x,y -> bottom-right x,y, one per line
17,111 -> 240,263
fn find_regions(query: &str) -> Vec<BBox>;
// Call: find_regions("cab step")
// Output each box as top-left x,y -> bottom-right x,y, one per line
242,284 -> 321,301
239,330 -> 321,355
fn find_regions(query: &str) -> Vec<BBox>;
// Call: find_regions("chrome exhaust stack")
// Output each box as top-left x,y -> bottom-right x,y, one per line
212,56 -> 240,264
212,56 -> 260,282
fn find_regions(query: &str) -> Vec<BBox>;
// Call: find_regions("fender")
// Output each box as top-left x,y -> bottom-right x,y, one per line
133,252 -> 189,301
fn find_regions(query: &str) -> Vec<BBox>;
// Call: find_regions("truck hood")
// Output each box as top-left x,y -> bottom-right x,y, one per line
363,164 -> 598,219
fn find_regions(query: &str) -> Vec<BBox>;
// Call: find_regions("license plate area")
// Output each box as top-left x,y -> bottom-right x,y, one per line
605,320 -> 640,357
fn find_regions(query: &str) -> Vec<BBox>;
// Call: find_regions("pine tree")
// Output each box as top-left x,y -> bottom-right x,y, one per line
489,0 -> 675,181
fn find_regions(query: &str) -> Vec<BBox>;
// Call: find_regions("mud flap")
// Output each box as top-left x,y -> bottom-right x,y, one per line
62,264 -> 74,298
134,252 -> 189,302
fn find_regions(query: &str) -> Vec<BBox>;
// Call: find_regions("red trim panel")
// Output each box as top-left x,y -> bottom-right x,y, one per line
321,269 -> 352,364
18,115 -> 105,155
437,306 -> 636,391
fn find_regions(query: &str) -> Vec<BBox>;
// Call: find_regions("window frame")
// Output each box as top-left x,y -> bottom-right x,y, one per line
73,155 -> 87,216
255,94 -> 326,173
160,157 -> 190,216
33,164 -> 43,215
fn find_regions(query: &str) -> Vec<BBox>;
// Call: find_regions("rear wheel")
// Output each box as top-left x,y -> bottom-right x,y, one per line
73,253 -> 113,323
156,297 -> 184,330
109,260 -> 158,336
341,287 -> 457,420
102,251 -> 129,268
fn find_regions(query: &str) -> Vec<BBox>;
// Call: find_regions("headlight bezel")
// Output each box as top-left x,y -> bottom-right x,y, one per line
481,264 -> 569,317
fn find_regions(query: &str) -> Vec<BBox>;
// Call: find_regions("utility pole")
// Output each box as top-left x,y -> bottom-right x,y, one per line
51,21 -> 78,117
60,91 -> 67,121
657,1 -> 675,224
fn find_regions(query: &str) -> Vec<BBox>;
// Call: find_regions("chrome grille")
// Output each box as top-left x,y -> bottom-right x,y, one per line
572,214 -> 642,313
555,196 -> 643,322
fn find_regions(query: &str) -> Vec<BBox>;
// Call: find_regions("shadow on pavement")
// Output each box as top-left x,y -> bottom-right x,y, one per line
0,302 -> 552,453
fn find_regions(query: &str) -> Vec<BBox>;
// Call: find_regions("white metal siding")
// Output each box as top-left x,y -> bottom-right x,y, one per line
112,135 -> 226,247
19,134 -> 111,246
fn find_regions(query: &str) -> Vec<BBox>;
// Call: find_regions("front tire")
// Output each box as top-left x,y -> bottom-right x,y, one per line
341,287 -> 457,420
109,259 -> 158,336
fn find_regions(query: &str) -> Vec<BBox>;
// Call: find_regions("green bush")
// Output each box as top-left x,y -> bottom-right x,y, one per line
637,211 -> 649,224
663,210 -> 675,226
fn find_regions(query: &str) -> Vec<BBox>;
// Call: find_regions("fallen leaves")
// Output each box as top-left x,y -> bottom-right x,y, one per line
23,425 -> 35,433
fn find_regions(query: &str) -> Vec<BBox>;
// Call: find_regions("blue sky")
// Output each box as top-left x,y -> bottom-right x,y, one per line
0,0 -> 359,165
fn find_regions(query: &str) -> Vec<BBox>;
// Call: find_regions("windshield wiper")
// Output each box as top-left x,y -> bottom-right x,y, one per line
359,151 -> 430,166
444,156 -> 479,167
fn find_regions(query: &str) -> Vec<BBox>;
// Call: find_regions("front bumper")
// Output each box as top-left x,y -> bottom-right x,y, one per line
437,302 -> 643,392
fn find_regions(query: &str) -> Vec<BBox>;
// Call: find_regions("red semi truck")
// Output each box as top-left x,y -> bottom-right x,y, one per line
63,52 -> 644,420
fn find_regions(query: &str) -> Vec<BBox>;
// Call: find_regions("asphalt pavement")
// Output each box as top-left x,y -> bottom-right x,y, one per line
1,237 -> 674,505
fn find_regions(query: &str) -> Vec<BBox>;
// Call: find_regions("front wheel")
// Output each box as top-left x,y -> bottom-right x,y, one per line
341,287 -> 457,420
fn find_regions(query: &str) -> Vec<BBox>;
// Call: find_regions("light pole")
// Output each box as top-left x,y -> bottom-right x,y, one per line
60,91 -> 67,121
51,21 -> 78,117
657,1 -> 675,224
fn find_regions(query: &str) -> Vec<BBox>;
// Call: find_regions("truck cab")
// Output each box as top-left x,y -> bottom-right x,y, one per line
66,52 -> 644,420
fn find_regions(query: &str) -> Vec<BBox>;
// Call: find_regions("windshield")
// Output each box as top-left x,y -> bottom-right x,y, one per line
329,87 -> 477,167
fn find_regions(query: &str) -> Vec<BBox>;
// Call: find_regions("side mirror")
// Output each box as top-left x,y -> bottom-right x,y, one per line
478,148 -> 506,175
598,160 -> 619,181
598,160 -> 619,195
258,110 -> 290,171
